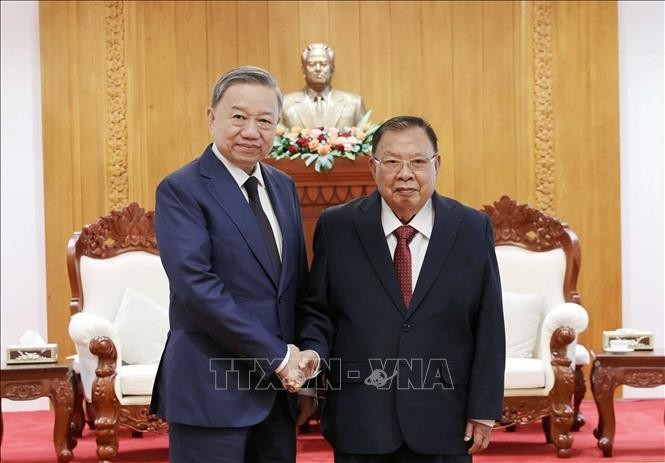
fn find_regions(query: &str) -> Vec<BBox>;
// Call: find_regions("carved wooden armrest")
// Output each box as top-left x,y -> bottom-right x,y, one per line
89,336 -> 121,461
89,336 -> 118,378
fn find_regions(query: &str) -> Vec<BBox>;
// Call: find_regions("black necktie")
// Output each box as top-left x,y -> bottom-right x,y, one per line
244,176 -> 281,278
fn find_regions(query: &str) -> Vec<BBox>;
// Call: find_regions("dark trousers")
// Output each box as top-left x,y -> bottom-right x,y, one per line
334,445 -> 472,463
168,391 -> 295,463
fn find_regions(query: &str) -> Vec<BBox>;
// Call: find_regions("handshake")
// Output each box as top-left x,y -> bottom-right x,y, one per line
276,344 -> 320,393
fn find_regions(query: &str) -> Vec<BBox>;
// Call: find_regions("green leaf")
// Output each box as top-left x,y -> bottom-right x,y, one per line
304,155 -> 317,167
357,110 -> 373,128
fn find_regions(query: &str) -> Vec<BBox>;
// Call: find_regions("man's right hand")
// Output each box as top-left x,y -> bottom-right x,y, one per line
277,345 -> 320,393
277,344 -> 306,392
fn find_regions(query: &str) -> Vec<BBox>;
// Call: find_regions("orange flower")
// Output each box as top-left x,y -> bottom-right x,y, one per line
317,144 -> 332,155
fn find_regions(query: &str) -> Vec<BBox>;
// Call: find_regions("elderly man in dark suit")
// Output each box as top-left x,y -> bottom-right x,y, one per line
281,43 -> 366,130
295,116 -> 506,462
150,66 -> 315,462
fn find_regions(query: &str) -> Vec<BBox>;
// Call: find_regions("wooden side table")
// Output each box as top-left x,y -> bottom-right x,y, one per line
590,349 -> 665,457
1,361 -> 77,462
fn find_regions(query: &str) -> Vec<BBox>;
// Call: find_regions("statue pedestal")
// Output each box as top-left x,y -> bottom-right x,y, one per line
263,157 -> 375,263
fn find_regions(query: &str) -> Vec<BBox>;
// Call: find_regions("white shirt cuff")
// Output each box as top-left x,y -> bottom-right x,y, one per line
470,419 -> 496,427
274,346 -> 290,374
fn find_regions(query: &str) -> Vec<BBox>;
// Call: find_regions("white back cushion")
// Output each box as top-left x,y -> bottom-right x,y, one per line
113,287 -> 169,365
495,245 -> 566,312
80,251 -> 169,321
503,291 -> 544,358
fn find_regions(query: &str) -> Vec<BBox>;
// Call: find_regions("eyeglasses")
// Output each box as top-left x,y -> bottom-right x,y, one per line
372,155 -> 438,172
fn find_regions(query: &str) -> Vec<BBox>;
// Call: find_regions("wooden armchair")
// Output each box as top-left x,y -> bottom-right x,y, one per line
67,203 -> 168,461
481,196 -> 589,458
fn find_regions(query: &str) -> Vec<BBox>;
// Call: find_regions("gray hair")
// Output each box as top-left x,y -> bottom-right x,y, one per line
300,43 -> 335,68
210,66 -> 283,113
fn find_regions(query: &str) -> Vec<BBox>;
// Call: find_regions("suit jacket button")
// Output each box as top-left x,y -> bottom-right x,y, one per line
402,323 -> 411,332
278,297 -> 283,304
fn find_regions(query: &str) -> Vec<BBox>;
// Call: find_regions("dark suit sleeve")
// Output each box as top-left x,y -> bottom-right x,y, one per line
297,210 -> 335,362
155,176 -> 287,369
466,216 -> 506,420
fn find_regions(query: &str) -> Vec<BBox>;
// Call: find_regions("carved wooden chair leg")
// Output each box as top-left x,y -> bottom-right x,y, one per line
70,372 -> 86,438
541,416 -> 553,443
548,327 -> 576,458
90,336 -> 121,462
85,400 -> 97,430
571,365 -> 586,431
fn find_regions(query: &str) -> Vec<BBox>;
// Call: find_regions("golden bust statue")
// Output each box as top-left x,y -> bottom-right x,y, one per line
281,43 -> 366,130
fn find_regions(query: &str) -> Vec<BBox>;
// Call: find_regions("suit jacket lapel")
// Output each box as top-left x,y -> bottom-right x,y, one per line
200,148 -> 279,288
325,90 -> 345,129
407,194 -> 461,319
295,94 -> 315,129
354,191 -> 407,316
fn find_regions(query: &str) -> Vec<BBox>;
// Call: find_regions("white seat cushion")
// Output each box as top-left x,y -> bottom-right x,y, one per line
118,363 -> 159,396
504,357 -> 546,389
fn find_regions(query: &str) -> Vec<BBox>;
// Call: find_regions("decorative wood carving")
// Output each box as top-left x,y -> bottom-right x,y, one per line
590,350 -> 665,457
3,382 -> 44,400
571,365 -> 586,431
119,405 -> 168,433
499,397 -> 550,426
1,364 -> 77,461
622,370 -> 665,387
533,1 -> 555,215
263,158 -> 375,263
481,196 -> 581,456
104,0 -> 129,210
298,184 -> 375,206
481,195 -> 581,304
67,202 -> 158,315
90,336 -> 120,461
88,335 -> 168,460
548,326 -> 576,457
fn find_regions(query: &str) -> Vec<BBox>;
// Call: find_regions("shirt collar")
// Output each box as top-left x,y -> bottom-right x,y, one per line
305,87 -> 331,102
381,197 -> 434,239
211,142 -> 266,189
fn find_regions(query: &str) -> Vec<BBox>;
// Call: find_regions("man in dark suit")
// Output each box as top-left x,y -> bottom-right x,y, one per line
150,66 -> 314,462
296,116 -> 506,462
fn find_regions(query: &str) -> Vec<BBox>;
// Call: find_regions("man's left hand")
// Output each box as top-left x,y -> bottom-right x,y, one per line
296,394 -> 318,427
464,420 -> 493,454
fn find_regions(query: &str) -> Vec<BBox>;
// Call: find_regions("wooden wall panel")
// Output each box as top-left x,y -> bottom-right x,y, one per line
421,2 -> 455,196
482,1 -> 518,202
268,2 -> 302,94
329,2 -> 361,94
389,2 -> 423,116
237,1 -> 270,69
452,1 -> 485,206
554,1 -> 621,352
40,1 -> 621,374
298,1 -> 329,47
358,1 -> 392,121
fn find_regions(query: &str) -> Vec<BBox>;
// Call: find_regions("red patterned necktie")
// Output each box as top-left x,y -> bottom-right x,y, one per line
393,225 -> 417,309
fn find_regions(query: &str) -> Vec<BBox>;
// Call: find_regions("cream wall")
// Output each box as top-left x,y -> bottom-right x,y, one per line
0,1 -> 662,407
618,0 -> 664,399
1,0 -> 49,411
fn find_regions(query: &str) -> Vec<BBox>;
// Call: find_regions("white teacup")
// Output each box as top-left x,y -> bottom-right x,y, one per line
609,339 -> 633,350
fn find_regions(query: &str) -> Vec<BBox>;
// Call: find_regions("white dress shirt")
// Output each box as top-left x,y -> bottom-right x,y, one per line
380,198 -> 495,429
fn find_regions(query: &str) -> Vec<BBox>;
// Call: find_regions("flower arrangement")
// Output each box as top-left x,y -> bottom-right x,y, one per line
268,112 -> 379,173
